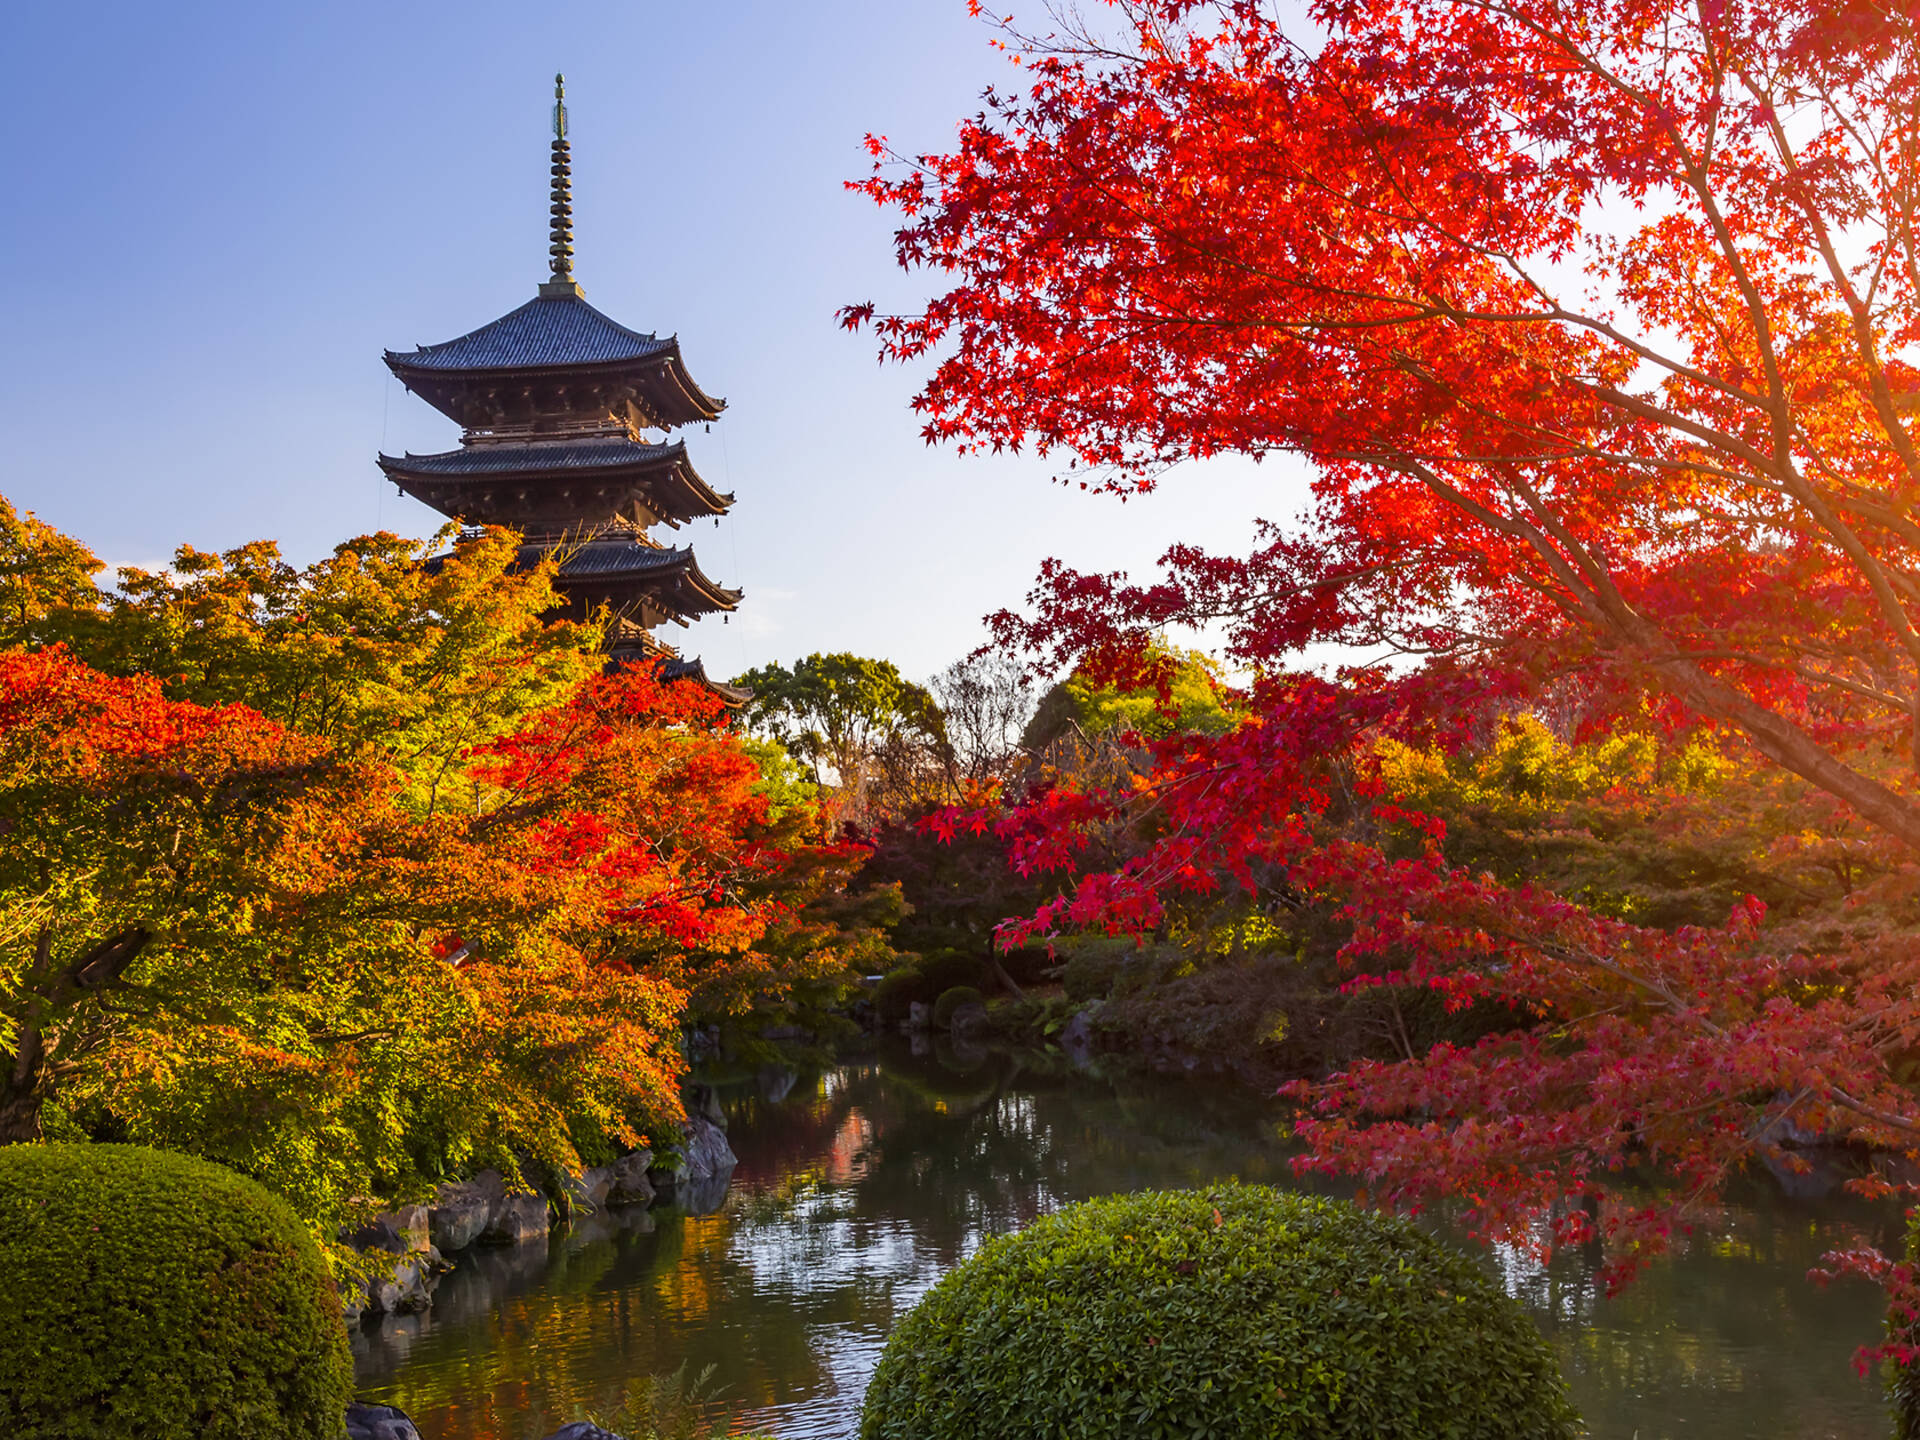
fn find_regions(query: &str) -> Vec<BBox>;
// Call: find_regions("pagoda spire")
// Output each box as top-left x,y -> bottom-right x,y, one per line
541,74 -> 580,298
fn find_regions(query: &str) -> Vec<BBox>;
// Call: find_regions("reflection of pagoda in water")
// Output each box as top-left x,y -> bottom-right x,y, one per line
380,76 -> 742,691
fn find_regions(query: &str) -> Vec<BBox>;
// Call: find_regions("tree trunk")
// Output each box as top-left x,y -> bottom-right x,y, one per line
986,941 -> 1025,1000
0,1026 -> 44,1144
0,1072 -> 43,1144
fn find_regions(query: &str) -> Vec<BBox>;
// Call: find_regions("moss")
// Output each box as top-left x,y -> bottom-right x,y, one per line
0,1143 -> 351,1440
861,1185 -> 1580,1440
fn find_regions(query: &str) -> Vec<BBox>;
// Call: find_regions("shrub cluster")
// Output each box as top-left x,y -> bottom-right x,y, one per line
873,950 -> 992,1023
860,1185 -> 1580,1440
0,1143 -> 352,1440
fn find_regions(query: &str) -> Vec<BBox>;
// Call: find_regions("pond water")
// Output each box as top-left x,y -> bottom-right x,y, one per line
354,1044 -> 1897,1440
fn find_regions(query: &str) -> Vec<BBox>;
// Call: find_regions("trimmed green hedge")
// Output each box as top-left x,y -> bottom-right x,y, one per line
932,986 -> 984,1028
0,1143 -> 351,1440
860,1185 -> 1580,1440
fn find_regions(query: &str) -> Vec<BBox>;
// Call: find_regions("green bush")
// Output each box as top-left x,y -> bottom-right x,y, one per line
932,986 -> 984,1028
0,1143 -> 352,1440
1058,934 -> 1156,1002
915,948 -> 991,994
873,965 -> 937,1023
860,1185 -> 1580,1440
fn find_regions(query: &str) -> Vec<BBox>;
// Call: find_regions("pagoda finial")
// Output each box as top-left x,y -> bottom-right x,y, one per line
541,73 -> 580,297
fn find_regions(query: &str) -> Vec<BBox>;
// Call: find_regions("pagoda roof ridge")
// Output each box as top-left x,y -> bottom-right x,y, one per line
386,292 -> 723,403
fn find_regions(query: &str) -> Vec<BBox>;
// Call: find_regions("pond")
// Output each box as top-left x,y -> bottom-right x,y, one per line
354,1043 -> 1897,1440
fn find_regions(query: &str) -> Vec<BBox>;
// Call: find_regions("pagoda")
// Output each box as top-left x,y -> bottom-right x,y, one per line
379,75 -> 743,690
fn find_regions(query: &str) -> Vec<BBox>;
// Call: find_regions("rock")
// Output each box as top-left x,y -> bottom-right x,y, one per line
366,1244 -> 445,1316
605,1148 -> 655,1207
431,1171 -> 506,1254
562,1165 -> 613,1216
686,1082 -> 728,1129
650,1116 -> 736,1207
342,1204 -> 440,1321
480,1188 -> 550,1247
950,1001 -> 989,1036
346,1402 -> 423,1440
675,1115 -> 738,1215
348,1203 -> 428,1255
1060,1006 -> 1098,1065
540,1424 -> 629,1440
906,1000 -> 932,1031
682,1114 -> 738,1180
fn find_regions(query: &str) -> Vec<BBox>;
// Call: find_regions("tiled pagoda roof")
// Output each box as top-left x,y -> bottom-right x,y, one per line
543,536 -> 741,617
385,292 -> 724,430
659,656 -> 753,705
388,294 -> 679,370
377,437 -> 732,526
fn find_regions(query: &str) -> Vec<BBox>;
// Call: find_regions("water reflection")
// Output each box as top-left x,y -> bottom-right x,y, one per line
355,1045 -> 1893,1439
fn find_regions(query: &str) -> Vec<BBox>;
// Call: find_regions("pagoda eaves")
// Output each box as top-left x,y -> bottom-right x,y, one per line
378,436 -> 732,531
385,294 -> 725,433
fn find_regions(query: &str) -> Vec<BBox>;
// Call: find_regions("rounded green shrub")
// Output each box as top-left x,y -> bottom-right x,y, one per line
860,1185 -> 1580,1440
0,1143 -> 352,1440
932,986 -> 984,1028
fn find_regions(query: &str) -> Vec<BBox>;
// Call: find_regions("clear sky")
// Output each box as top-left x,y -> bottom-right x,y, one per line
0,1 -> 1304,684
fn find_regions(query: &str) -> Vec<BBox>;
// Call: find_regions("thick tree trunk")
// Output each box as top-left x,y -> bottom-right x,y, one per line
0,1019 -> 44,1143
0,1089 -> 42,1144
0,1048 -> 43,1144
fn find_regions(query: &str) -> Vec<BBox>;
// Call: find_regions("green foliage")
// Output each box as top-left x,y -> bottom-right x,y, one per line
733,651 -> 959,826
1022,643 -> 1234,749
735,651 -> 946,789
49,525 -> 599,813
1057,933 -> 1165,1002
740,736 -> 818,823
860,1185 -> 1579,1440
985,992 -> 1080,1046
932,986 -> 984,1028
0,496 -> 103,649
1371,711 -> 1895,930
0,1143 -> 351,1440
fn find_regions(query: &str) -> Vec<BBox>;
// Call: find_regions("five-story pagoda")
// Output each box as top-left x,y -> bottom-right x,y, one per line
380,76 -> 742,687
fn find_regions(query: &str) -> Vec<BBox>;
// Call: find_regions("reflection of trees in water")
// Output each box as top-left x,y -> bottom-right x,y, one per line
356,1047 -> 1893,1440
1509,1181 -> 1892,1439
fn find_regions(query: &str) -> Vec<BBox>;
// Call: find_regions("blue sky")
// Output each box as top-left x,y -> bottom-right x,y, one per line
0,1 -> 1302,683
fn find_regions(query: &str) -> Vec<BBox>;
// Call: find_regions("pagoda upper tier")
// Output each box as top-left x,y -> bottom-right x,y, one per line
383,291 -> 724,435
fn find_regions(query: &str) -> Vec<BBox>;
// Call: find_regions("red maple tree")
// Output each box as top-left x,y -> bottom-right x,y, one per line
852,0 -> 1920,1348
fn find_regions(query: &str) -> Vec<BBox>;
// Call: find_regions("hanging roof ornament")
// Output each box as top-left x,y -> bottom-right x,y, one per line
541,73 -> 579,297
